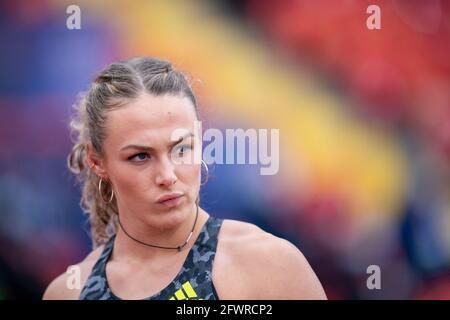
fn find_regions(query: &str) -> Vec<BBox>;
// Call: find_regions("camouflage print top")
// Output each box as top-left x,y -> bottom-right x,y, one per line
79,215 -> 224,300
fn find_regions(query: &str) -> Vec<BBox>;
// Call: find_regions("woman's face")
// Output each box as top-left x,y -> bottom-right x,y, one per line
96,92 -> 202,230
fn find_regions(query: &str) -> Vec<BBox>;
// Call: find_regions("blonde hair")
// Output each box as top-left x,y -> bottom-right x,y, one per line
67,57 -> 199,248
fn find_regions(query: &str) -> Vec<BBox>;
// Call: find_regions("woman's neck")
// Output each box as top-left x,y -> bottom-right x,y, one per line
112,206 -> 209,263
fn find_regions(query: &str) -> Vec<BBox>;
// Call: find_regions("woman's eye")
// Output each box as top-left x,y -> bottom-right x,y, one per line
174,144 -> 192,157
129,152 -> 149,162
173,144 -> 192,157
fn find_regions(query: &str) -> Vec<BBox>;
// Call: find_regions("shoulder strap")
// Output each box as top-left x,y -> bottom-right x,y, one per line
78,235 -> 116,300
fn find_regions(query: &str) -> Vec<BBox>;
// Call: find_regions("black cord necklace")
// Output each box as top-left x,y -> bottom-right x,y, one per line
117,201 -> 199,252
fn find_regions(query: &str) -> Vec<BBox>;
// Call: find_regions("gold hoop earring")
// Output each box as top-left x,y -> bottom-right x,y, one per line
201,160 -> 209,186
98,178 -> 114,203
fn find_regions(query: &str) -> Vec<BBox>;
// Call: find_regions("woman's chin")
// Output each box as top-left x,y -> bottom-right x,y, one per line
150,206 -> 191,228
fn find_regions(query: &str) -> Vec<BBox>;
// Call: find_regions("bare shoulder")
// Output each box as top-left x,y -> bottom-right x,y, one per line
42,245 -> 104,300
214,219 -> 327,300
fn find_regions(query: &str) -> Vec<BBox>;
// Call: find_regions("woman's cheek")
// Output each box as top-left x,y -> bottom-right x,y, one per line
112,166 -> 146,195
182,164 -> 200,183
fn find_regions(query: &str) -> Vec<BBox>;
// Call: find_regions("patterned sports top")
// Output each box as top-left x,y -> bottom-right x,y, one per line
79,215 -> 224,300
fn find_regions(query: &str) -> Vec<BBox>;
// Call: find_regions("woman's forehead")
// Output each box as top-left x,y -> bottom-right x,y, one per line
104,93 -> 197,146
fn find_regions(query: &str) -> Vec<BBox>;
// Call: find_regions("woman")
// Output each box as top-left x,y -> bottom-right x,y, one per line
43,57 -> 326,300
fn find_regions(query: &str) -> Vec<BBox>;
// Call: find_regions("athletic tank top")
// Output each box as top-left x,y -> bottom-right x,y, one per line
79,215 -> 223,300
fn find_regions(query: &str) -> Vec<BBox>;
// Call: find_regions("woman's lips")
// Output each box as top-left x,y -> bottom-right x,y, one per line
157,193 -> 184,208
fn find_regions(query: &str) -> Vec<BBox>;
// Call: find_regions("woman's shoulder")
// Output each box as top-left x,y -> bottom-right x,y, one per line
218,218 -> 286,250
42,244 -> 105,300
216,218 -> 327,299
219,218 -> 266,239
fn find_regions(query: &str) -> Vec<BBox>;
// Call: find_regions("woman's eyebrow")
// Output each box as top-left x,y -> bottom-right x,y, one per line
120,132 -> 194,151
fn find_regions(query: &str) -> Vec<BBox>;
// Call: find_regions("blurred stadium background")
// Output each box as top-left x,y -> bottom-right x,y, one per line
0,0 -> 449,299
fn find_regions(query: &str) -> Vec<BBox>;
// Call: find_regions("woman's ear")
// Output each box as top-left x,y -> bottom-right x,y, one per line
86,143 -> 108,179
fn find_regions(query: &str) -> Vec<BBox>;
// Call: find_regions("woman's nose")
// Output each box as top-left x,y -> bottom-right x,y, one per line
155,157 -> 178,186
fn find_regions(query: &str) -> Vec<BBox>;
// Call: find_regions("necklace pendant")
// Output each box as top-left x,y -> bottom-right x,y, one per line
177,246 -> 181,252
